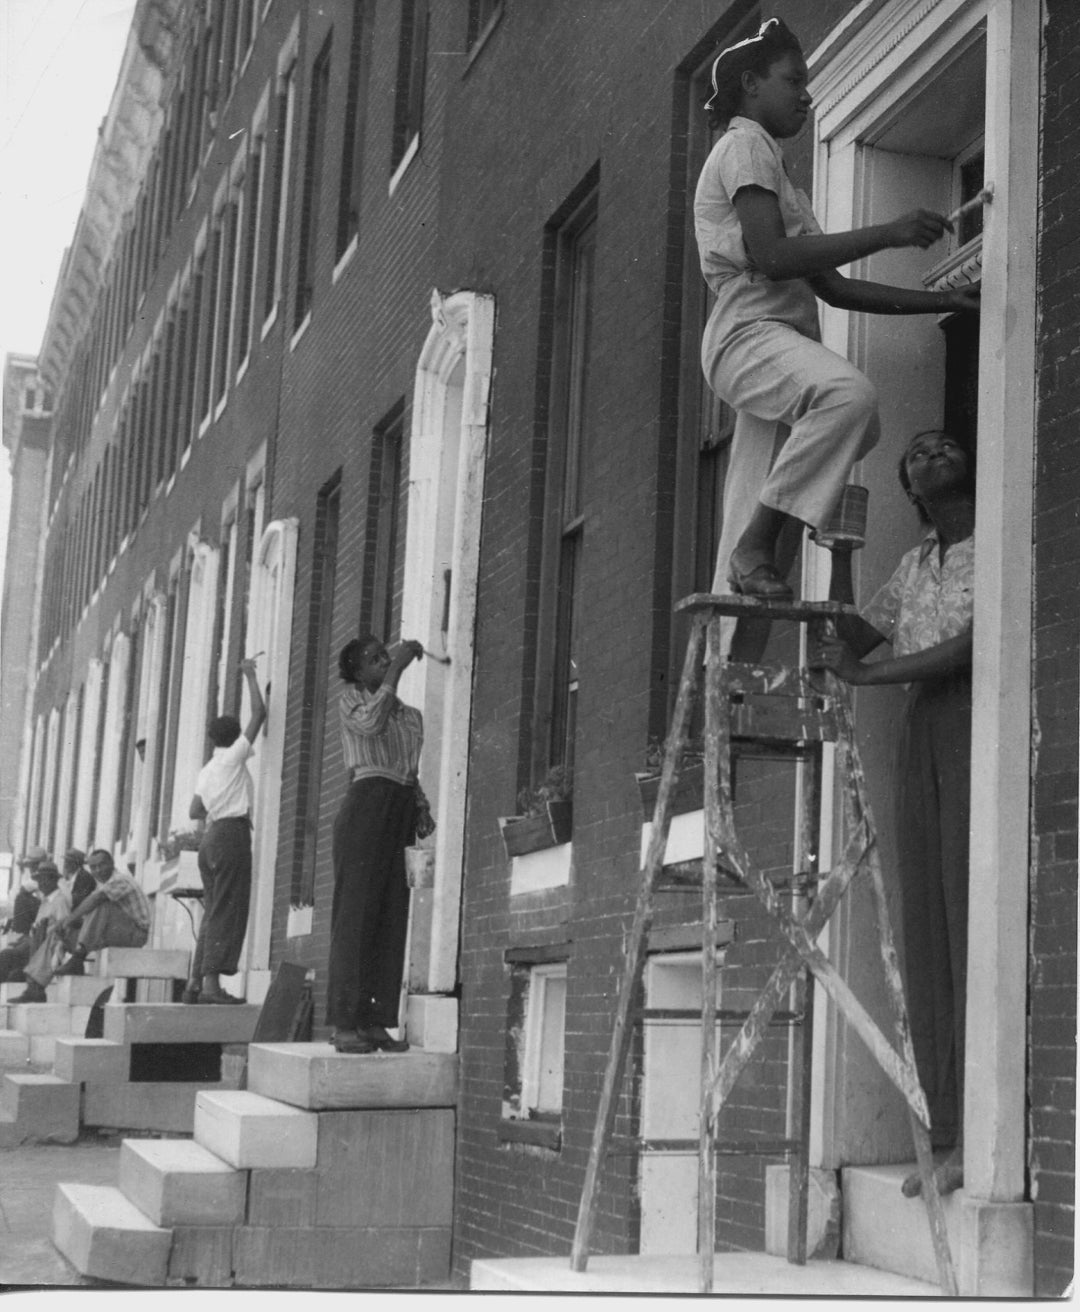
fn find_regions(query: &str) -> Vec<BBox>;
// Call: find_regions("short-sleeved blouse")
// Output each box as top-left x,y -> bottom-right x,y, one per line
862,529 -> 975,658
695,116 -> 822,351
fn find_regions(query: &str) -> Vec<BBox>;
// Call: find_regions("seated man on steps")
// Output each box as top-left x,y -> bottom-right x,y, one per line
0,860 -> 70,984
13,849 -> 150,1002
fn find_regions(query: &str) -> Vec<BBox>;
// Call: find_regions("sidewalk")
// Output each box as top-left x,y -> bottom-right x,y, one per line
0,1134 -> 122,1287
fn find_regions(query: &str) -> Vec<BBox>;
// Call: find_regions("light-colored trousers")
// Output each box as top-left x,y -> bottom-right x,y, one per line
704,318 -> 881,592
25,901 -> 146,987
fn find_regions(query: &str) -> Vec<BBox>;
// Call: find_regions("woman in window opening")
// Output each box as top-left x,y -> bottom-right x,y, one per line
811,428 -> 975,1198
327,634 -> 435,1054
694,17 -> 979,655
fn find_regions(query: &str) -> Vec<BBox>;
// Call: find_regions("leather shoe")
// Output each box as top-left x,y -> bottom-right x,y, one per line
180,985 -> 201,1005
332,1031 -> 376,1054
361,1025 -> 409,1053
11,982 -> 47,1003
54,955 -> 86,976
727,557 -> 793,600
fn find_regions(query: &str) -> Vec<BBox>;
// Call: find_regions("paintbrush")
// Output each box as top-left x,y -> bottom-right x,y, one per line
947,182 -> 994,227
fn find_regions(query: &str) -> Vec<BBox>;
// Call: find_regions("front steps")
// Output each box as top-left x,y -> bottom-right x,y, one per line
841,1161 -> 1033,1296
0,1072 -> 80,1146
52,1042 -> 458,1288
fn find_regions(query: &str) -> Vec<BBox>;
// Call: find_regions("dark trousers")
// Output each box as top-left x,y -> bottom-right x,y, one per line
193,817 -> 252,978
0,937 -> 31,984
897,672 -> 971,1150
326,777 -> 415,1030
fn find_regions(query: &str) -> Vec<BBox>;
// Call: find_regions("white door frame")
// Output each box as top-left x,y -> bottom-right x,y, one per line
398,289 -> 495,998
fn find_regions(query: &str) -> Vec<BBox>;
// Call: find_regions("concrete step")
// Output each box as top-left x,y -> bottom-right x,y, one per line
247,1042 -> 459,1110
96,947 -> 190,980
52,1036 -> 130,1084
194,1089 -> 319,1169
7,1002 -> 90,1036
83,1081 -> 223,1135
0,1072 -> 79,1146
842,1162 -> 964,1288
48,975 -> 116,1006
0,1028 -> 30,1065
103,1002 -> 260,1045
29,1035 -> 60,1067
119,1138 -> 247,1227
53,1182 -> 171,1285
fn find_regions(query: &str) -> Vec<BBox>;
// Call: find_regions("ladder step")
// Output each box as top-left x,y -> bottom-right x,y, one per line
610,1137 -> 803,1157
657,861 -> 821,893
638,1008 -> 803,1025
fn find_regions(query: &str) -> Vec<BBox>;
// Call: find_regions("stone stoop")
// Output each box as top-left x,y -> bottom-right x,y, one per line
50,1045 -> 459,1288
193,1090 -> 319,1168
0,1071 -> 79,1146
841,1162 -> 1034,1297
53,1183 -> 172,1285
53,1037 -> 130,1084
103,1002 -> 261,1045
49,975 -> 116,1006
95,948 -> 190,980
0,1029 -> 30,1066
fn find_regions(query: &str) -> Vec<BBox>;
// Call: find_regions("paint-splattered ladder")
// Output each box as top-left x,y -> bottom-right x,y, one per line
570,593 -> 957,1296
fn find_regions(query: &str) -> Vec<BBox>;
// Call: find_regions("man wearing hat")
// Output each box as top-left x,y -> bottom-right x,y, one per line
62,850 -> 96,909
12,849 -> 149,1002
0,861 -> 71,985
0,846 -> 47,943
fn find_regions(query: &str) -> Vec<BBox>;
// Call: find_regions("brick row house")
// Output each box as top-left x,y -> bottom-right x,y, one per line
2,0 -> 1073,1295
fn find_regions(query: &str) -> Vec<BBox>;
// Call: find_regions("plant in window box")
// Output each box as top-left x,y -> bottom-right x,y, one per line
499,766 -> 573,858
635,736 -> 706,818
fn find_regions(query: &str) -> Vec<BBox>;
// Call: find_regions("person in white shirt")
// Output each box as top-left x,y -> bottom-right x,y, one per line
187,658 -> 266,1005
0,861 -> 70,985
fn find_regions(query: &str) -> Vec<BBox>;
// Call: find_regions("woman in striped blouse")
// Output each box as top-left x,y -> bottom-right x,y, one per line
327,633 -> 433,1054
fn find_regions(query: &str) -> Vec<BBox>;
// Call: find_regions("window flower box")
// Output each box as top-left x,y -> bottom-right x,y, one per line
499,799 -> 573,858
635,760 -> 705,819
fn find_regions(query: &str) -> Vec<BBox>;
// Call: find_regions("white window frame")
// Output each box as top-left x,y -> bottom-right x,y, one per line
520,962 -> 568,1118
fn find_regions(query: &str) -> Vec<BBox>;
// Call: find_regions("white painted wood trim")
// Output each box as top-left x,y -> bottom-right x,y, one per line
965,0 -> 1039,1205
95,634 -> 130,854
129,594 -> 167,871
399,289 -> 495,997
509,844 -> 573,897
168,543 -> 220,835
243,517 -> 299,973
71,659 -> 104,852
51,688 -> 80,859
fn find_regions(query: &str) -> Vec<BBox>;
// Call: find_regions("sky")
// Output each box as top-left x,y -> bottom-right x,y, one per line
0,0 -> 137,612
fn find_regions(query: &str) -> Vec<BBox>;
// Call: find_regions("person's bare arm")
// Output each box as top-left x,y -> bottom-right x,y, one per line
825,547 -> 888,658
809,268 -> 979,316
240,658 -> 267,742
189,794 -> 208,821
734,187 -> 952,283
812,630 -> 972,686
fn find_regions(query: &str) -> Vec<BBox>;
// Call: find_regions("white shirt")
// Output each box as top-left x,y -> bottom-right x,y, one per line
34,885 -> 72,928
195,737 -> 254,822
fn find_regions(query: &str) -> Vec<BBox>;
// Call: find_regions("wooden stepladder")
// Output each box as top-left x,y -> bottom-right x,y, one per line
570,593 -> 958,1296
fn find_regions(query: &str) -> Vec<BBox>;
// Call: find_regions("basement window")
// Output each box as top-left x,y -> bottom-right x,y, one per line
499,948 -> 569,1149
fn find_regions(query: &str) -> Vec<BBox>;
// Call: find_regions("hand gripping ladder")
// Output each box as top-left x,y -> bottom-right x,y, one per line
570,594 -> 958,1296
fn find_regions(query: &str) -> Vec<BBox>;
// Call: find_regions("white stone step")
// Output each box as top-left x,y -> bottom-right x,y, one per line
0,1028 -> 30,1065
194,1089 -> 318,1169
7,1002 -> 90,1035
119,1138 -> 247,1226
48,975 -> 116,1006
53,1182 -> 171,1286
82,1081 -> 218,1135
841,1161 -> 1032,1296
247,1041 -> 459,1109
103,1002 -> 260,1045
842,1162 -> 964,1289
96,947 -> 189,979
53,1036 -> 130,1084
29,1034 -> 59,1066
0,1072 -> 79,1146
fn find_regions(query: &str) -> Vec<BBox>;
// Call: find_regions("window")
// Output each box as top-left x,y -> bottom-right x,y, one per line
362,405 -> 406,642
336,2 -> 373,260
214,166 -> 244,409
263,50 -> 297,326
390,0 -> 428,177
237,121 -> 265,368
292,474 -> 341,905
535,194 -> 597,790
501,949 -> 569,1148
213,508 -> 240,715
199,207 -> 225,426
294,33 -> 332,329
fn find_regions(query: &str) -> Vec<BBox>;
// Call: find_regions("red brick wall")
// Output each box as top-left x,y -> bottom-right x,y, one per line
1030,0 -> 1079,1295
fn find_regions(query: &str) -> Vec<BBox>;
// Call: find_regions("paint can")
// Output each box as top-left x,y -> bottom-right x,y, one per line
814,484 -> 868,549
